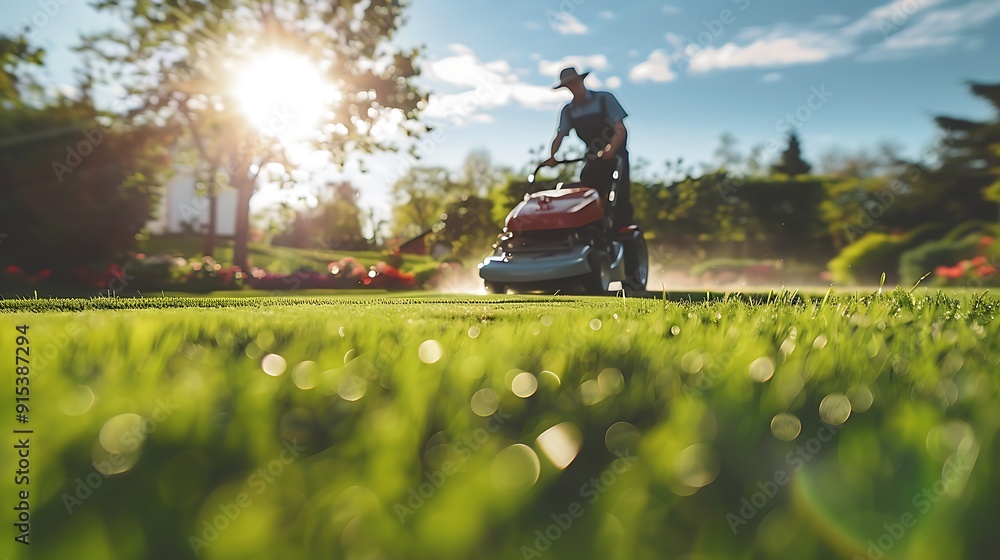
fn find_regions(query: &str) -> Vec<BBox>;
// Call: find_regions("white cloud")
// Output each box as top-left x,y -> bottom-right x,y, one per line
842,0 -> 946,37
522,21 -> 542,31
688,32 -> 851,73
538,55 -> 610,77
862,0 -> 1000,59
761,72 -> 784,83
547,12 -> 588,35
651,0 -> 989,76
421,45 -> 567,125
629,50 -> 678,83
599,11 -> 615,20
662,5 -> 682,15
425,44 -> 512,88
605,76 -> 622,89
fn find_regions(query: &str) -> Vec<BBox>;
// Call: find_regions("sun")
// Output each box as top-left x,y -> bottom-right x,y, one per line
231,50 -> 339,144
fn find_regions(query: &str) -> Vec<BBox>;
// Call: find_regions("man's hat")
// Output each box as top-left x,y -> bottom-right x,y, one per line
553,67 -> 590,89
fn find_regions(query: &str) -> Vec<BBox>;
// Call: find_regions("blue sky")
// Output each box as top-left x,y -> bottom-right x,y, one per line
5,0 -> 1000,215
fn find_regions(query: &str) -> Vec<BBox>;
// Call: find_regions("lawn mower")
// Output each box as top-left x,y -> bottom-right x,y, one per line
478,155 -> 648,294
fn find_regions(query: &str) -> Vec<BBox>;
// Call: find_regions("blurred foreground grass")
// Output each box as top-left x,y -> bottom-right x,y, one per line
1,291 -> 999,560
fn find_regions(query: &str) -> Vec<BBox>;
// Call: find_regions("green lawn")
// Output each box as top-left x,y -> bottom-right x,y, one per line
139,234 -> 437,273
2,291 -> 998,559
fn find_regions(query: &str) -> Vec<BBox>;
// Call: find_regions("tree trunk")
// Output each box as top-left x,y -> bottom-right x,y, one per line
233,177 -> 253,271
204,176 -> 218,257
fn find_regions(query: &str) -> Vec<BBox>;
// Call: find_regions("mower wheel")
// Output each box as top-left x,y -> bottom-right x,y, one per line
584,251 -> 612,294
623,235 -> 649,291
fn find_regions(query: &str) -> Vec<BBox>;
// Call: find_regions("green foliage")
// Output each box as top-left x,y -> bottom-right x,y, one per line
941,221 -> 1000,243
273,182 -> 368,251
2,291 -> 1000,559
0,33 -> 44,106
438,195 -> 496,257
0,99 -> 174,279
770,131 -> 812,176
828,233 -> 906,285
826,223 -> 949,285
903,82 -> 1000,226
85,0 -> 429,269
899,234 -> 984,287
735,176 -> 830,259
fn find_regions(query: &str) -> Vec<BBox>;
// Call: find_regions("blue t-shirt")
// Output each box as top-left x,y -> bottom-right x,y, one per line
556,90 -> 628,139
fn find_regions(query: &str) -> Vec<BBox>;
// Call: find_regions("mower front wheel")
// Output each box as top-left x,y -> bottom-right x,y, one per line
622,235 -> 649,291
584,252 -> 612,294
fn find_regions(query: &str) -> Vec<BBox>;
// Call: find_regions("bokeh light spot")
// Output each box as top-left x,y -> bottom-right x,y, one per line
819,393 -> 852,425
418,340 -> 443,364
512,372 -> 538,398
491,444 -> 541,491
262,353 -> 287,376
471,388 -> 500,417
536,423 -> 582,469
748,357 -> 775,383
770,413 -> 802,441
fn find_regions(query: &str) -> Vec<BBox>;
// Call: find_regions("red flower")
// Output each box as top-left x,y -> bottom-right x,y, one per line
980,235 -> 994,247
5,265 -> 23,277
971,256 -> 988,267
977,265 -> 998,278
37,269 -> 51,281
935,265 -> 963,280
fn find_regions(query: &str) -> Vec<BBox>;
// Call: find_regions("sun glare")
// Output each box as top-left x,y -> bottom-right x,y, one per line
232,50 -> 338,143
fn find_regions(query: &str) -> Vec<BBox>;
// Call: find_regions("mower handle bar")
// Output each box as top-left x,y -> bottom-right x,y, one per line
527,152 -> 623,184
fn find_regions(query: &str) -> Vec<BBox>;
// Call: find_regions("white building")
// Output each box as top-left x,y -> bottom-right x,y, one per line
147,166 -> 238,236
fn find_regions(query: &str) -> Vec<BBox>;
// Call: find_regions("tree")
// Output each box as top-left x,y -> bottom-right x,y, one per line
712,132 -> 742,171
926,82 -> 1000,222
0,33 -> 43,107
0,97 -> 175,280
84,0 -> 428,270
273,182 -> 366,251
461,149 -> 506,197
770,132 -> 812,176
391,166 -> 455,238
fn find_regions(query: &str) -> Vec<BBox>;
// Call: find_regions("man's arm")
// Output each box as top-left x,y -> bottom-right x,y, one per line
600,121 -> 626,159
600,92 -> 628,159
544,106 -> 571,166
547,133 -> 567,165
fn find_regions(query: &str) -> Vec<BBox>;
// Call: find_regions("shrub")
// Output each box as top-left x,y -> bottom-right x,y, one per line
900,234 -> 985,287
827,224 -> 949,286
